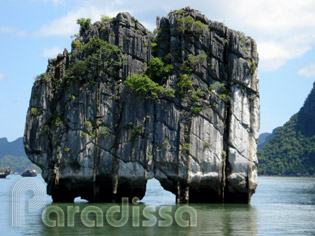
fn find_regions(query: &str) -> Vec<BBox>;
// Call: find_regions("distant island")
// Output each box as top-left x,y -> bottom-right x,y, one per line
0,137 -> 40,173
257,127 -> 280,150
258,83 -> 315,176
0,137 -> 25,157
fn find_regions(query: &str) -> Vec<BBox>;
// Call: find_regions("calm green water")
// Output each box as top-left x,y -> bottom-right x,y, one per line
1,175 -> 314,235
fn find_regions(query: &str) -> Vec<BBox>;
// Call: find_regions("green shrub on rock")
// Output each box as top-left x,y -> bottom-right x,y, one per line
176,74 -> 193,95
176,15 -> 208,35
30,107 -> 39,116
77,18 -> 91,36
176,16 -> 194,32
125,74 -> 175,100
66,37 -> 122,81
35,73 -> 51,83
145,57 -> 173,85
71,41 -> 83,49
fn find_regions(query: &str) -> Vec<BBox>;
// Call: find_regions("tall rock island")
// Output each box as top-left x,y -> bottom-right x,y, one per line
24,8 -> 260,203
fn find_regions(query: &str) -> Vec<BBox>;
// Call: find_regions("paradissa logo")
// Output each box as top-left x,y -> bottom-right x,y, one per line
42,197 -> 197,228
12,178 -> 197,228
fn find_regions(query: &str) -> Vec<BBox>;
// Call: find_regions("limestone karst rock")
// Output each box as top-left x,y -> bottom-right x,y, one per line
24,7 -> 259,203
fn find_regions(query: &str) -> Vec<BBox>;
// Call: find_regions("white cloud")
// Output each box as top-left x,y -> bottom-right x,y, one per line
298,64 -> 315,78
258,35 -> 313,71
30,0 -> 315,71
0,26 -> 26,36
221,0 -> 315,71
225,0 -> 315,35
34,11 -> 80,37
31,0 -> 64,4
34,6 -> 120,37
42,46 -> 62,58
49,0 -> 63,3
0,26 -> 16,33
0,73 -> 6,81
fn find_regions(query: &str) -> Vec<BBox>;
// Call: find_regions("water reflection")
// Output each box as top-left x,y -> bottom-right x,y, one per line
28,202 -> 257,236
191,204 -> 257,236
18,177 -> 258,236
4,176 -> 315,235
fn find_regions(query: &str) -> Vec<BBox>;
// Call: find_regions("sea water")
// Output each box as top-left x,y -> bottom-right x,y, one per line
0,175 -> 314,235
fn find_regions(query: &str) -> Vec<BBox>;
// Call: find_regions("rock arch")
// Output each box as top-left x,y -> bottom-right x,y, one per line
24,8 -> 259,204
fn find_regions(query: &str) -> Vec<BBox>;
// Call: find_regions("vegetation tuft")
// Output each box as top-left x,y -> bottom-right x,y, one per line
77,18 -> 91,36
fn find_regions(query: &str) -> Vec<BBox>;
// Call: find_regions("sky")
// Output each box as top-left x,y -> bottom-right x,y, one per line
0,0 -> 315,141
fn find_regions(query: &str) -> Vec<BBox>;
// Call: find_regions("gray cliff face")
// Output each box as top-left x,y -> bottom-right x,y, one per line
24,8 -> 259,203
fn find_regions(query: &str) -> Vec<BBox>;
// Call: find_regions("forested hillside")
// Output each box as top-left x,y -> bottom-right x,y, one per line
258,83 -> 315,175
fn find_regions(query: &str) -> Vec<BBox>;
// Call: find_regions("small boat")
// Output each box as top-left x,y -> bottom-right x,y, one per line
0,173 -> 9,178
21,169 -> 37,177
0,167 -> 12,178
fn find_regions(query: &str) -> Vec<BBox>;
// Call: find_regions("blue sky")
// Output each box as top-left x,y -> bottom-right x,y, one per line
1,0 -> 315,141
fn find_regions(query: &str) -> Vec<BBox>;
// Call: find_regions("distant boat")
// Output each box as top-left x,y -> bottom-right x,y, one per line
21,169 -> 37,177
0,167 -> 12,178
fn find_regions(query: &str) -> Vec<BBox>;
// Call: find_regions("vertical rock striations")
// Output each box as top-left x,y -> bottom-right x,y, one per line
24,8 -> 259,203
